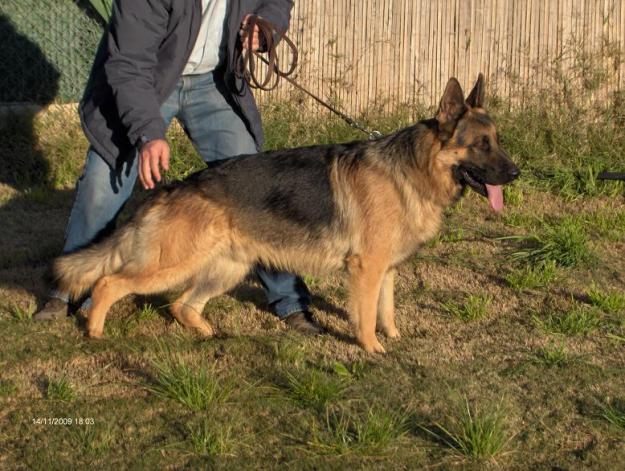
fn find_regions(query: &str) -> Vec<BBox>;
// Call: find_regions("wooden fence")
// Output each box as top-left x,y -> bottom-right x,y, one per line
256,0 -> 625,113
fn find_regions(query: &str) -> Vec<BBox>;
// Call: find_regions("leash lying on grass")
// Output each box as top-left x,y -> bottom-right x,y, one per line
598,172 -> 625,181
236,15 -> 383,141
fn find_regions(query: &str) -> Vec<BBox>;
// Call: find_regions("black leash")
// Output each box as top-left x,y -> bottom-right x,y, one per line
598,172 -> 625,181
235,16 -> 383,141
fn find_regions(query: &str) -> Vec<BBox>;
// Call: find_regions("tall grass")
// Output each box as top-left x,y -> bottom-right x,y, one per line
185,419 -> 235,457
529,344 -> 570,368
505,216 -> 593,268
46,376 -> 76,402
418,398 -> 511,462
281,367 -> 349,412
600,399 -> 625,431
261,99 -> 418,151
533,304 -> 602,336
145,350 -> 230,411
505,260 -> 558,290
68,422 -> 115,458
441,294 -> 492,322
587,284 -> 625,314
311,407 -> 408,456
10,301 -> 36,321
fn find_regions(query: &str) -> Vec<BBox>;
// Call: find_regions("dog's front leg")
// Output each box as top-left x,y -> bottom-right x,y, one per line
377,269 -> 400,338
347,255 -> 387,353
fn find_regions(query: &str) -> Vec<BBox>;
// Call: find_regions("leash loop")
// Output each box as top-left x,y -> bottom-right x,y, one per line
235,15 -> 298,92
235,15 -> 382,140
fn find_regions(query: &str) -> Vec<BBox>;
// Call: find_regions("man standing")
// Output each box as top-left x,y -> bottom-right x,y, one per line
34,0 -> 322,334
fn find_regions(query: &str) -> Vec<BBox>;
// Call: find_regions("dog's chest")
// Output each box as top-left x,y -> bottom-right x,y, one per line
395,204 -> 443,260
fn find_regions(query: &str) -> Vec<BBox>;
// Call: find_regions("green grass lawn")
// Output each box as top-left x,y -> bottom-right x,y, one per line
0,97 -> 624,469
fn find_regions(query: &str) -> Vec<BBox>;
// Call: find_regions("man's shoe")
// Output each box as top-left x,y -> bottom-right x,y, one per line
283,311 -> 324,335
32,298 -> 69,321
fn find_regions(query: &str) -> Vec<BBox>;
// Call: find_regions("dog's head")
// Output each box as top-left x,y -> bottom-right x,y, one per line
434,74 -> 519,212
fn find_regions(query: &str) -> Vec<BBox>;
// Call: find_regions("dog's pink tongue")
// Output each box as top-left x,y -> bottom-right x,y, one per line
485,184 -> 504,213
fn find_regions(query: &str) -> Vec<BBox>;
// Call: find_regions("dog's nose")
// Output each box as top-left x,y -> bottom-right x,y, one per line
508,166 -> 520,179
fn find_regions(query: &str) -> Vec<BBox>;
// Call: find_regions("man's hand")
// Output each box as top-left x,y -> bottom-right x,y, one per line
240,14 -> 261,51
139,139 -> 170,190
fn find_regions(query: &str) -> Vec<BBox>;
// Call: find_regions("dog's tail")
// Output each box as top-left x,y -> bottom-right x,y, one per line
53,224 -> 135,300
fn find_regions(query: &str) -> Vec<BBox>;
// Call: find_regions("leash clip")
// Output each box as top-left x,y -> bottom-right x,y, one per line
368,130 -> 383,140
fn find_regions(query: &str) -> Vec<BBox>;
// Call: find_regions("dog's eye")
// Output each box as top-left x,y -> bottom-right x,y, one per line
479,136 -> 491,151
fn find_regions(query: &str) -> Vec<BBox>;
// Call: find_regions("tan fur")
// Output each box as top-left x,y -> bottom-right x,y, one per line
54,75 -> 514,352
55,148 -> 457,348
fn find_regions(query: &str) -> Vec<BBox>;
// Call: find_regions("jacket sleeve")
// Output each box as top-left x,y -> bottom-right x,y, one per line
254,0 -> 294,36
104,0 -> 169,148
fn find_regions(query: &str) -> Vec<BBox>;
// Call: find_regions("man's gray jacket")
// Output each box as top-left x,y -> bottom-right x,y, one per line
79,0 -> 293,168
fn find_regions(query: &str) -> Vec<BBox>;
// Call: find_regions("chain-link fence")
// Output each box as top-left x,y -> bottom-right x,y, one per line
0,0 -> 104,104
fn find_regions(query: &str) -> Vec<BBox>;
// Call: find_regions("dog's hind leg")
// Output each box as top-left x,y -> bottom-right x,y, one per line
170,260 -> 250,337
346,255 -> 388,353
87,274 -> 134,338
170,284 -> 216,337
87,265 -> 198,338
377,269 -> 400,338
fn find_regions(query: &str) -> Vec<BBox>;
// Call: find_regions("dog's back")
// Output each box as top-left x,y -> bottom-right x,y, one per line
54,75 -> 519,352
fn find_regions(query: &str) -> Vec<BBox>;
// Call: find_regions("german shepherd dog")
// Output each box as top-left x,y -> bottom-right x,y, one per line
55,75 -> 519,353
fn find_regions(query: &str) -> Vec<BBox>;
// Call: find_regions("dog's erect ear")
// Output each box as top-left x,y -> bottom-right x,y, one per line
436,77 -> 467,140
466,73 -> 486,108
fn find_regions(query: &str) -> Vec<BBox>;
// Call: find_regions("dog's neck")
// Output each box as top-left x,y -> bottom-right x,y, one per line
378,122 -> 461,209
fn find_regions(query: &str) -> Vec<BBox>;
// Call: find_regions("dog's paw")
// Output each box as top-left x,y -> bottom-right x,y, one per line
195,322 -> 215,338
383,326 -> 401,339
359,336 -> 386,354
87,329 -> 103,339
377,324 -> 400,338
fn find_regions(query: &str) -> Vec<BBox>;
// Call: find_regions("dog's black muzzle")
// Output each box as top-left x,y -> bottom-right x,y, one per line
454,162 -> 520,196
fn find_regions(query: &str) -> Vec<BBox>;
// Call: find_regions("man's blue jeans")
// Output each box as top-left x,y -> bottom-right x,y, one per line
57,72 -> 310,319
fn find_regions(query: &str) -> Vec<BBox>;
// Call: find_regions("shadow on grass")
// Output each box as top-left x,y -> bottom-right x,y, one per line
311,294 -> 349,320
405,410 -> 450,445
0,14 -> 59,188
220,285 -> 355,346
0,14 -> 71,302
